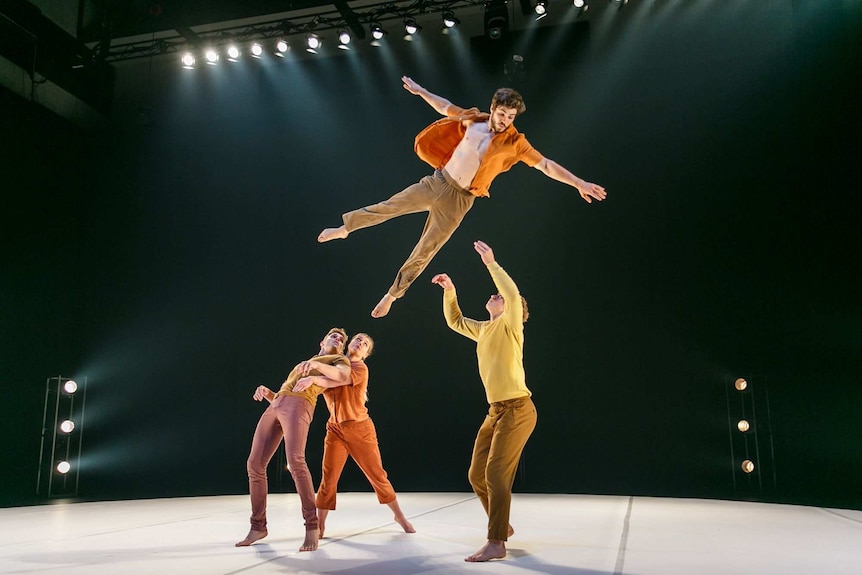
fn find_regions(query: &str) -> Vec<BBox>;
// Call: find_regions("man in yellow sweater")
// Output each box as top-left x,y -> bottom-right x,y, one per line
236,328 -> 351,552
432,240 -> 537,562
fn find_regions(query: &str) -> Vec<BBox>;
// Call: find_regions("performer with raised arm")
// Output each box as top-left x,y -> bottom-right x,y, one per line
319,77 -> 606,318
431,241 -> 537,562
236,328 -> 351,552
293,332 -> 415,538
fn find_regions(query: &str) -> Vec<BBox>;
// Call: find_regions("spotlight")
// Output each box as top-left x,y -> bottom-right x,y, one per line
404,17 -> 420,36
204,49 -> 219,65
227,45 -> 240,62
63,380 -> 78,394
57,461 -> 71,474
181,52 -> 195,69
306,34 -> 321,52
741,459 -> 755,473
251,43 -> 263,58
442,11 -> 460,28
534,0 -> 547,16
734,378 -> 748,391
338,29 -> 351,49
484,0 -> 509,40
573,0 -> 585,6
275,39 -> 289,57
371,22 -> 386,41
59,420 -> 75,434
737,419 -> 750,432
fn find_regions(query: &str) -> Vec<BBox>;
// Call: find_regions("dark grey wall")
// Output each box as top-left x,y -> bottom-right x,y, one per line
2,0 -> 859,509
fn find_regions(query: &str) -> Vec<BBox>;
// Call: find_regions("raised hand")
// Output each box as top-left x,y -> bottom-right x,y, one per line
431,273 -> 455,291
402,76 -> 423,95
473,241 -> 496,265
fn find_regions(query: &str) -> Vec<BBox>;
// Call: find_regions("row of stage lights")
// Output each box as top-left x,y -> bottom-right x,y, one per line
54,379 -> 80,475
732,378 -> 756,474
180,12 -> 462,69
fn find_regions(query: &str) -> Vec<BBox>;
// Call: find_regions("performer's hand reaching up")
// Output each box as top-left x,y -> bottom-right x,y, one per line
473,240 -> 496,265
431,273 -> 455,291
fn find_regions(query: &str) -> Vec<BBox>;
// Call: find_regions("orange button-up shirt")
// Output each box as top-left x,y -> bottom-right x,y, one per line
413,105 -> 543,198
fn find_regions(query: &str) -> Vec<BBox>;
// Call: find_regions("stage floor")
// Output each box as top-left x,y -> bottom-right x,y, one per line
1,493 -> 859,574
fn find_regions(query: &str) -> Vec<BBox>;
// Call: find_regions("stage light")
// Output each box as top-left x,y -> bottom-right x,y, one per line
57,461 -> 71,474
574,0 -> 585,6
404,18 -> 420,35
741,459 -> 755,473
484,0 -> 509,40
734,378 -> 748,391
737,419 -> 750,432
338,29 -> 351,49
205,49 -> 219,65
371,22 -> 386,40
306,34 -> 321,52
442,11 -> 460,28
535,1 -> 547,16
181,52 -> 195,69
60,420 -> 75,434
63,380 -> 78,394
226,45 -> 240,61
251,43 -> 263,58
275,39 -> 289,57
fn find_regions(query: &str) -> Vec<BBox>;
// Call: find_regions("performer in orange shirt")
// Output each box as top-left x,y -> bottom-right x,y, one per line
293,332 -> 414,538
318,76 -> 606,319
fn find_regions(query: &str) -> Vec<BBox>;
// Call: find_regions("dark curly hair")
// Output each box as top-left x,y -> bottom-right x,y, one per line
491,88 -> 526,115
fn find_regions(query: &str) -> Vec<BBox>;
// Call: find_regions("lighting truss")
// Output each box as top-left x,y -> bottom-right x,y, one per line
103,0 -> 489,62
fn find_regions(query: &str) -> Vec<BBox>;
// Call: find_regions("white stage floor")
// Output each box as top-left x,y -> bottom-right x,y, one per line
1,493 -> 859,575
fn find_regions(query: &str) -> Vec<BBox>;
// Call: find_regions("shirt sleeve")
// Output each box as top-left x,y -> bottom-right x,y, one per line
443,289 -> 483,342
517,135 -> 543,167
350,361 -> 368,387
487,262 -> 523,327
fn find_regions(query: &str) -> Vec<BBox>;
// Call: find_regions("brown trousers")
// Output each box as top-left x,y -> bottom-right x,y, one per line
315,418 -> 396,510
468,396 -> 537,541
246,395 -> 318,532
342,169 -> 476,299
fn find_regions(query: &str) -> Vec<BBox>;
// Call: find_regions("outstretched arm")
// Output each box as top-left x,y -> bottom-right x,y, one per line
432,273 -> 483,340
474,241 -> 522,325
533,157 -> 607,204
402,76 -> 455,117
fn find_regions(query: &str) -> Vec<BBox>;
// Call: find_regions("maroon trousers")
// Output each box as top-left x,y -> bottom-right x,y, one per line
246,395 -> 318,532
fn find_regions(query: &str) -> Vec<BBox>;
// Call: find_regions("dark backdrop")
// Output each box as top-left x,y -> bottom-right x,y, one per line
2,1 -> 859,509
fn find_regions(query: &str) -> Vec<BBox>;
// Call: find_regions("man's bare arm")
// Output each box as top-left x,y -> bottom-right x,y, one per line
534,157 -> 607,204
292,372 -> 350,393
402,76 -> 455,116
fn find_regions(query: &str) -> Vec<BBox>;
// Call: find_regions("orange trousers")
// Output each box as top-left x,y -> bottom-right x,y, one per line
315,418 -> 397,509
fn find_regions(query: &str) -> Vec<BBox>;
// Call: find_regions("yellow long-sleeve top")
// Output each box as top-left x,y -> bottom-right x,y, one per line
274,353 -> 351,406
443,261 -> 532,404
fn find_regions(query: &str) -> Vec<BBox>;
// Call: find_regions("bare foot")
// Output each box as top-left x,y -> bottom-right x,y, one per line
318,508 -> 328,539
318,226 -> 348,243
371,294 -> 396,318
235,529 -> 268,547
465,539 -> 506,562
395,514 -> 416,533
508,524 -> 515,538
299,528 -> 319,552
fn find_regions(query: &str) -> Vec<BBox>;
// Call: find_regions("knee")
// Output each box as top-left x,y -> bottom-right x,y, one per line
247,458 -> 266,479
